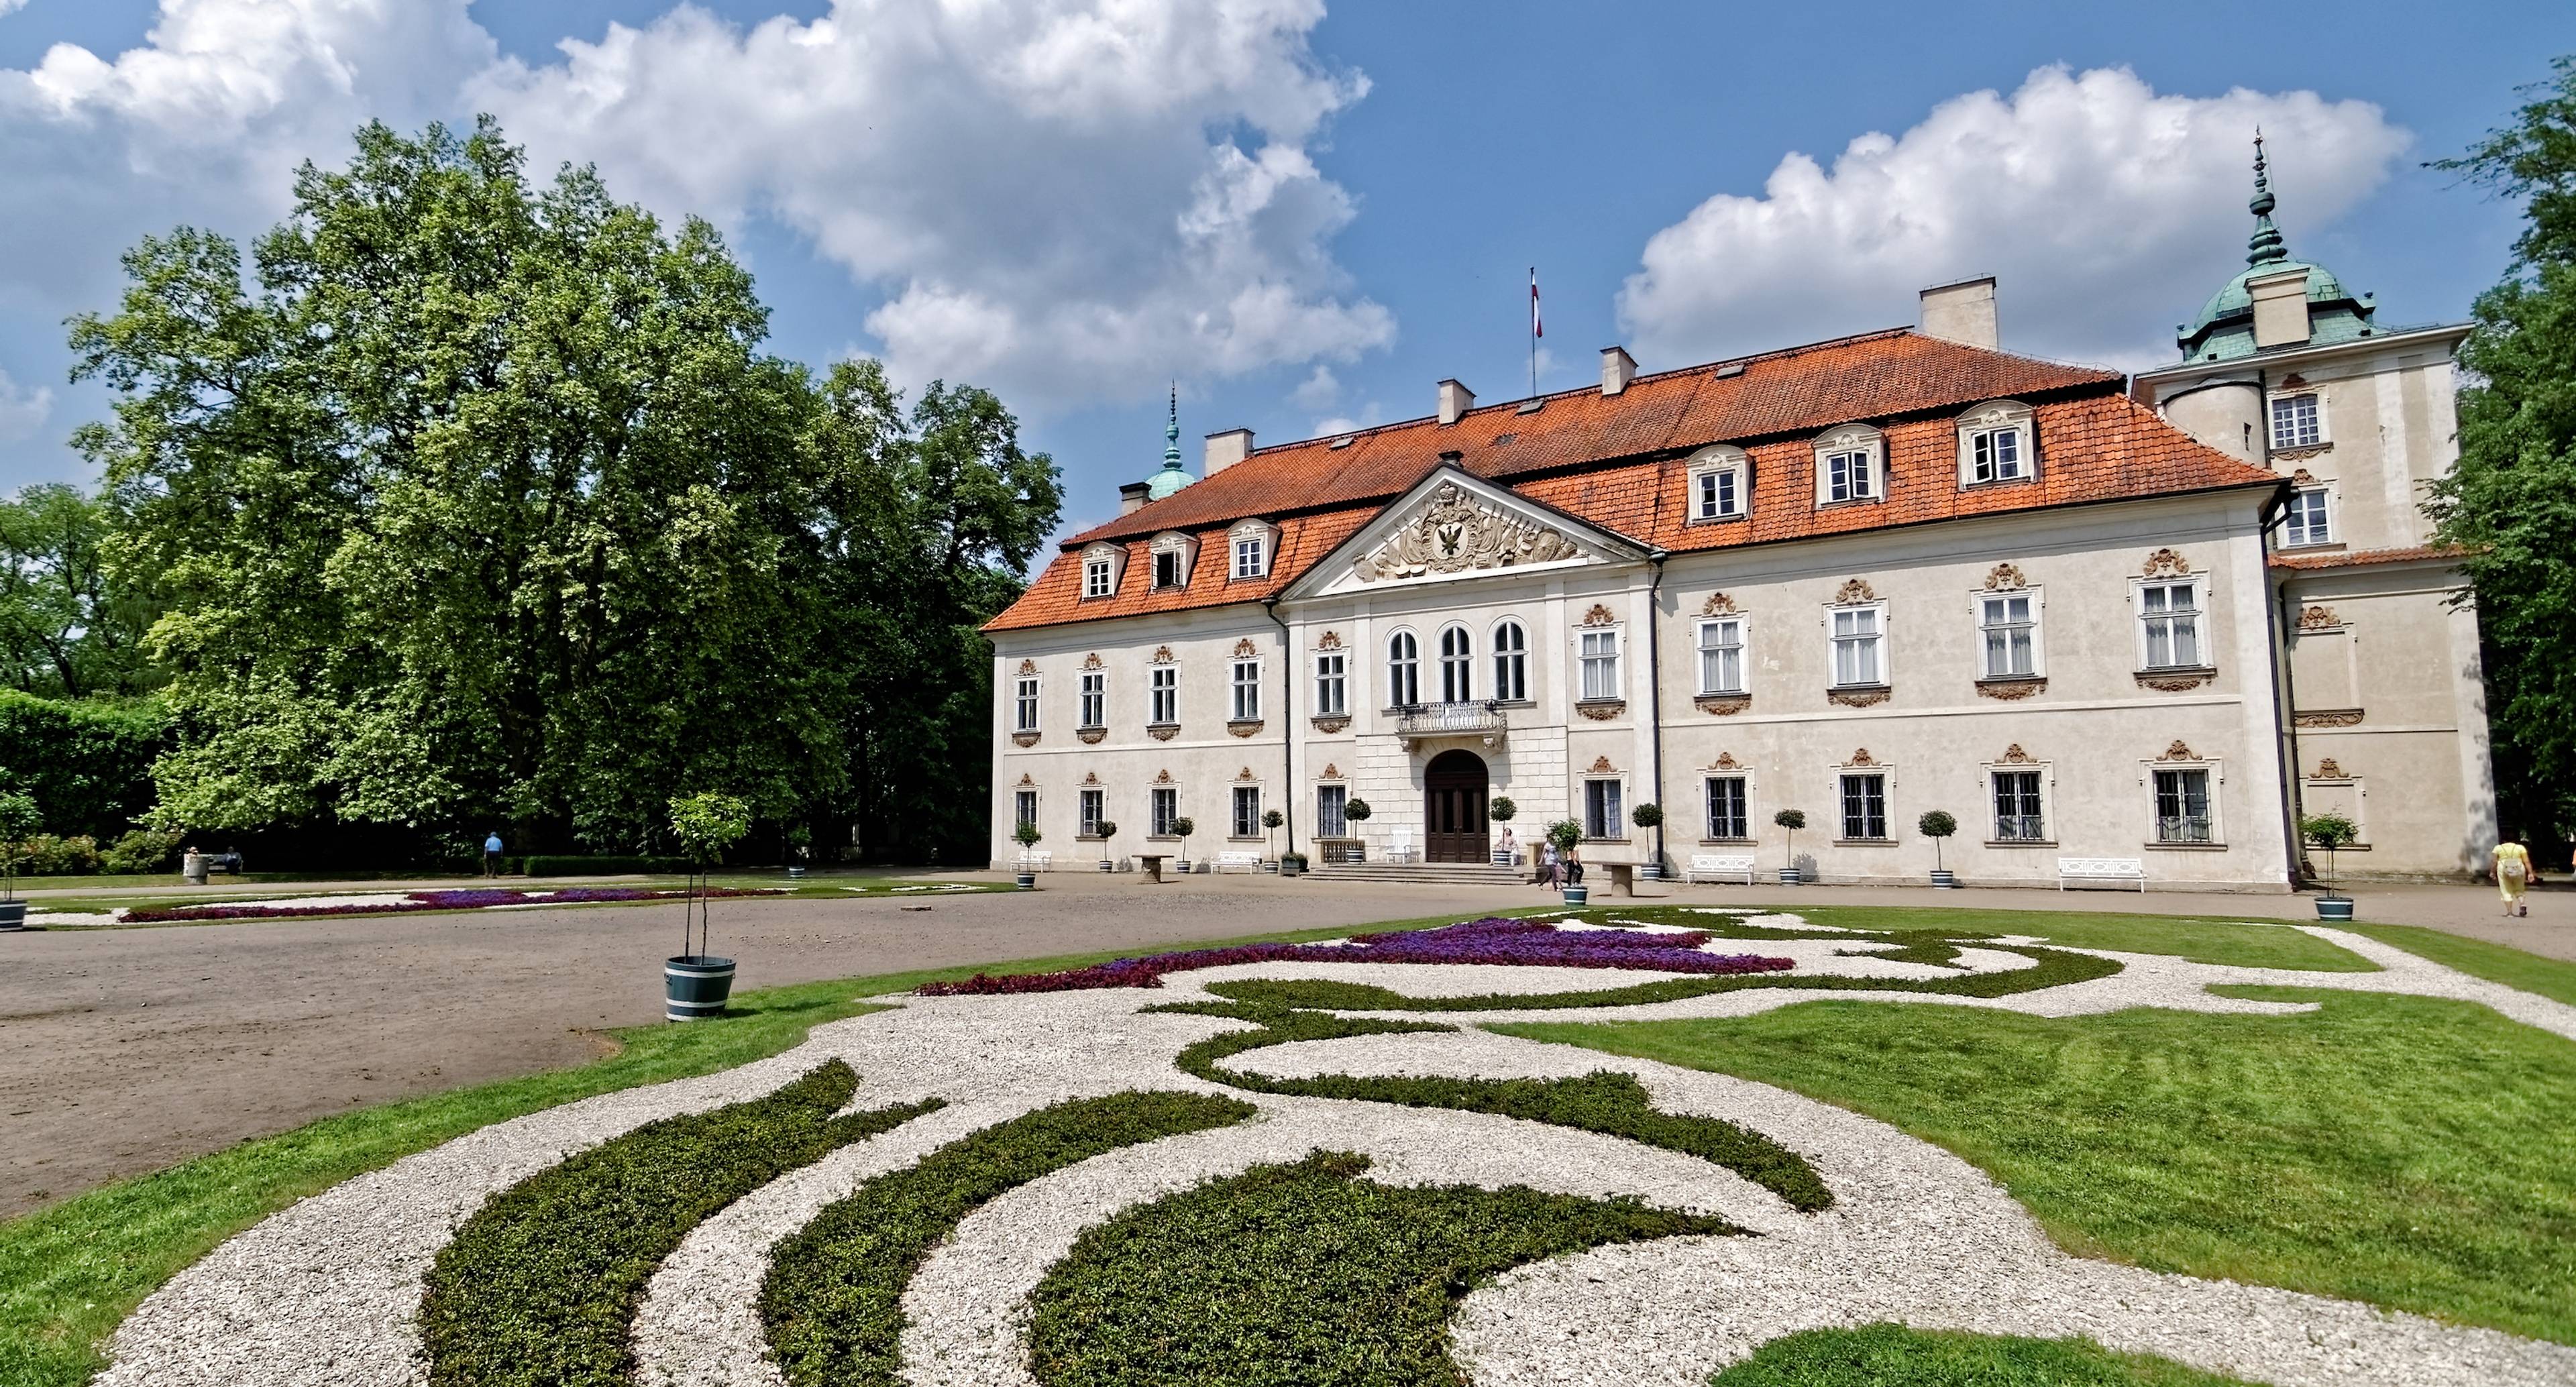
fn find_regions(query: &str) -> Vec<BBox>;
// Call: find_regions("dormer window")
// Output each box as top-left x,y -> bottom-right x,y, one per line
1148,532 -> 1197,590
1079,543 -> 1126,600
1685,445 -> 1749,522
1812,425 -> 1884,506
1956,400 -> 2035,487
1226,518 -> 1277,581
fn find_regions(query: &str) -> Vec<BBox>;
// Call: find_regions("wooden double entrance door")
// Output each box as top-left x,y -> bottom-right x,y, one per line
1424,749 -> 1491,864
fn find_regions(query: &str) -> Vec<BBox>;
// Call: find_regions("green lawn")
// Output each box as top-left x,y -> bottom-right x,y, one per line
2345,922 -> 2576,1006
1776,905 -> 2376,971
19,874 -> 1012,925
1707,1325 -> 2255,1386
1501,988 -> 2576,1345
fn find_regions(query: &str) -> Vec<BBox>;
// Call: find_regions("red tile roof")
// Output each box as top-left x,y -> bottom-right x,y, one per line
986,329 -> 2282,634
2269,543 -> 2468,571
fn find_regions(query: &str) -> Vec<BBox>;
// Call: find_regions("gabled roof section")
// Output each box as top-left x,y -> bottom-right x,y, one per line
1277,461 -> 1648,602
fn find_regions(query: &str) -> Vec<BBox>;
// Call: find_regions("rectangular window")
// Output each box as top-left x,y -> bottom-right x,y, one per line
1150,787 -> 1179,837
1079,788 -> 1104,836
1584,778 -> 1624,839
1079,671 -> 1105,728
1232,785 -> 1260,838
1979,594 -> 2035,678
2153,767 -> 2213,843
1083,558 -> 1114,598
1316,784 -> 1348,838
1233,535 -> 1266,579
2270,393 -> 2321,450
1154,549 -> 1185,588
1012,676 -> 1040,732
1149,665 -> 1178,725
1693,467 -> 1741,519
2139,581 -> 2202,669
1991,770 -> 2044,842
1696,618 -> 1745,695
1704,775 -> 1748,840
2282,488 -> 2332,547
1313,652 -> 1346,717
1230,659 -> 1260,721
1970,427 -> 2024,483
1014,789 -> 1038,830
1579,629 -> 1621,701
1839,772 -> 1888,840
1831,606 -> 1884,687
1826,449 -> 1875,502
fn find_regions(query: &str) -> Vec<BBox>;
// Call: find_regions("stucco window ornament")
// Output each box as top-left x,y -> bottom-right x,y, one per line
1153,769 -> 1175,784
1081,653 -> 1104,670
1081,771 -> 1101,785
2141,549 -> 2192,579
1237,767 -> 1259,781
1355,480 -> 1583,582
1576,700 -> 1626,721
1580,604 -> 1619,626
1589,755 -> 1617,773
1227,720 -> 1264,738
1700,592 -> 1741,616
2000,744 -> 2037,765
1232,637 -> 1259,657
1695,691 -> 1752,715
1077,727 -> 1107,744
1833,577 -> 1877,604
1982,563 -> 2027,591
1845,748 -> 1879,767
1309,716 -> 1350,734
2294,708 -> 2365,728
2157,740 -> 2200,762
1707,751 -> 1742,770
2136,671 -> 2213,694
2296,605 -> 2342,631
1015,659 -> 1038,676
2314,757 -> 2349,779
1011,732 -> 1042,748
1316,630 -> 1344,650
1016,773 -> 1038,787
1150,646 -> 1177,664
1978,677 -> 2045,700
1319,763 -> 1343,780
1827,687 -> 1890,708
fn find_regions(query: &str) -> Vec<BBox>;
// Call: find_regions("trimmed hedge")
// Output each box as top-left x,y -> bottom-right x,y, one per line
514,854 -> 689,877
1026,1150 -> 1738,1386
419,1061 -> 938,1387
0,691 -> 168,839
1706,1323 -> 2259,1386
760,1090 -> 1258,1387
1154,999 -> 1833,1213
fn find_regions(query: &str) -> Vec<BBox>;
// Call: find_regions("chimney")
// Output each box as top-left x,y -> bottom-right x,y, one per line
1203,428 -> 1253,475
2247,267 -> 2314,349
1917,276 -> 1998,349
1601,346 -> 1638,396
1118,481 -> 1150,515
1438,378 -> 1474,425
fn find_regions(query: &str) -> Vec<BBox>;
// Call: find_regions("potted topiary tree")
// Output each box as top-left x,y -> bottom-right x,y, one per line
1012,820 -> 1043,889
786,823 -> 812,881
1342,797 -> 1373,863
0,791 -> 37,932
1774,808 -> 1807,885
1547,818 -> 1587,904
1172,816 -> 1195,875
1630,802 -> 1665,879
1096,818 -> 1120,871
1489,795 -> 1518,867
665,791 -> 751,1021
1262,808 -> 1285,871
2301,811 -> 2361,921
1919,810 -> 1959,888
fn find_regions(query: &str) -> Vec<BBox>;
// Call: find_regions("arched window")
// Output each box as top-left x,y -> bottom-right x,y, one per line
1491,620 -> 1527,702
1438,625 -> 1473,703
1387,630 -> 1420,707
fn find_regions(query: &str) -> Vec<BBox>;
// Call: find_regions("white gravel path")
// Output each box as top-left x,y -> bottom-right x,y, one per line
97,916 -> 2576,1387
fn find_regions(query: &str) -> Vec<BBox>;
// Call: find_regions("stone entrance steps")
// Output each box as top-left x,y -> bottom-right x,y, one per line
1317,861 -> 1526,887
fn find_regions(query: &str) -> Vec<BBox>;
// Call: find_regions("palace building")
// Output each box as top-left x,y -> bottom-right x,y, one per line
981,148 -> 2493,889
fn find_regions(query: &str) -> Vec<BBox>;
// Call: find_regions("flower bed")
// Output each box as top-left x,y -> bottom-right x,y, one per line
916,917 -> 1796,996
121,886 -> 786,924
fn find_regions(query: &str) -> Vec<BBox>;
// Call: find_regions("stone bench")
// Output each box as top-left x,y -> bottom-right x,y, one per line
2058,856 -> 2146,891
1685,853 -> 1756,885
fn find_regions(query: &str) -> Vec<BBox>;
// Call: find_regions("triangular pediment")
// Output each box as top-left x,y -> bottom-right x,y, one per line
1284,464 -> 1646,600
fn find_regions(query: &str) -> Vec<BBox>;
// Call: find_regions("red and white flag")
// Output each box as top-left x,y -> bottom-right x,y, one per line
1529,268 -> 1542,339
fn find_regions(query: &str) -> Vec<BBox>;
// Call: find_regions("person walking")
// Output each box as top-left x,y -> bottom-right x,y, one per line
2494,838 -> 2532,918
1536,838 -> 1558,888
483,830 -> 504,879
1497,824 -> 1517,868
1562,843 -> 1585,887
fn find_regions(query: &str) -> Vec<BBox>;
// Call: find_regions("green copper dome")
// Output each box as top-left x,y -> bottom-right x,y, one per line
1144,384 -> 1192,500
2176,135 -> 2377,364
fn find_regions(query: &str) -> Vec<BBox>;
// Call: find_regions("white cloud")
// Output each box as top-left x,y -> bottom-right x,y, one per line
1290,363 -> 1340,410
467,0 -> 1391,406
0,1 -> 30,17
0,368 -> 48,443
1616,66 -> 2411,370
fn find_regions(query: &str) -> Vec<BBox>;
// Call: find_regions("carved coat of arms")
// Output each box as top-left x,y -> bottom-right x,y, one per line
1356,482 -> 1581,582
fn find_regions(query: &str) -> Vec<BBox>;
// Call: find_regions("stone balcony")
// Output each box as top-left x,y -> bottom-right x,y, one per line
1394,700 -> 1506,748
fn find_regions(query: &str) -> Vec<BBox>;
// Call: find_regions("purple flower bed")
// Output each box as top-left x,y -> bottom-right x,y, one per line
122,886 -> 786,924
917,916 -> 1796,996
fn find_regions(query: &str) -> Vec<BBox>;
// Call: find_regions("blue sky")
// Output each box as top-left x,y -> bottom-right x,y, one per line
1,1 -> 2567,544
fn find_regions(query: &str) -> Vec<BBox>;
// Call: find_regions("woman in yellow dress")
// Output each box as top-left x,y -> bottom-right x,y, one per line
2494,839 -> 2532,918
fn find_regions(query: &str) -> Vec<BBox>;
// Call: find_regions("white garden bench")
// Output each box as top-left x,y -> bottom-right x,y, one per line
2058,856 -> 2146,891
1217,850 -> 1263,873
1684,853 -> 1757,885
1016,850 -> 1052,872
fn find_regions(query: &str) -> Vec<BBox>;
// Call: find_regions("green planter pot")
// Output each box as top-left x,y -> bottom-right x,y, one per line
0,901 -> 24,932
2314,895 -> 2355,922
665,955 -> 736,1022
1279,857 -> 1305,877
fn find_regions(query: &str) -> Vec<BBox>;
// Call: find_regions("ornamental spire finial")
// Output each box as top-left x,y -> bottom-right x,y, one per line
2246,128 -> 2288,268
1163,381 -> 1181,469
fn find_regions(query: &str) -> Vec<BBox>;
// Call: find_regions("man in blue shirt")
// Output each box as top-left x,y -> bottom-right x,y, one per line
484,831 -> 503,879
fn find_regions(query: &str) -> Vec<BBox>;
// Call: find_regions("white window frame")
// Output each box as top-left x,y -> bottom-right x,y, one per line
1988,767 -> 2048,843
1313,650 -> 1347,718
1387,629 -> 1421,708
1837,771 -> 1890,842
1582,777 -> 1626,840
2133,578 -> 2206,671
1577,626 -> 1623,702
2280,486 -> 2334,548
1696,616 -> 1747,696
1812,424 -> 1884,506
1083,557 -> 1114,598
1437,624 -> 1473,703
2269,391 -> 2324,451
2147,760 -> 2223,846
1491,619 -> 1529,702
1078,787 -> 1105,837
1955,400 -> 2035,487
1014,788 -> 1039,831
1230,784 -> 1262,839
1148,664 -> 1179,726
1975,589 -> 2042,679
1828,601 -> 1888,689
1232,535 -> 1264,579
1078,671 -> 1106,729
1230,658 -> 1260,722
1686,444 -> 1750,521
1148,532 -> 1195,590
1316,783 -> 1349,838
1012,674 -> 1040,732
1150,786 -> 1180,838
1703,774 -> 1750,841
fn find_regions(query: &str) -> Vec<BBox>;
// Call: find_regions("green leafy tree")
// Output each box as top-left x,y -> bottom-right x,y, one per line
2429,56 -> 2576,857
1774,808 -> 1807,872
0,791 -> 38,900
2301,811 -> 2362,889
1918,810 -> 1957,871
668,791 -> 751,958
0,484 -> 161,698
